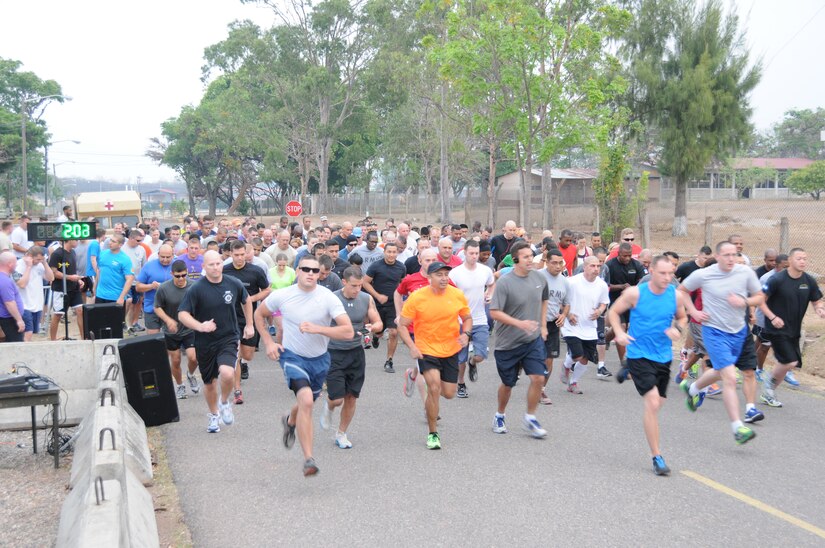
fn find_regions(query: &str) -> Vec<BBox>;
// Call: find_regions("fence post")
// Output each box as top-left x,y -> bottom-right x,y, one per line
779,217 -> 790,254
704,216 -> 712,246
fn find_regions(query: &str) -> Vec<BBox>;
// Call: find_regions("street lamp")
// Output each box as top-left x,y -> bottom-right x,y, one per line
44,139 -> 80,211
21,94 -> 72,213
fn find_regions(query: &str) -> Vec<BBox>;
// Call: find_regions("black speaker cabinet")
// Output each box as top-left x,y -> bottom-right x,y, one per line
83,302 -> 125,340
118,334 -> 179,426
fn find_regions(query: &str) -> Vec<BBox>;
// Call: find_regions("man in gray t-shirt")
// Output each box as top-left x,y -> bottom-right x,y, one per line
489,242 -> 550,439
536,249 -> 570,405
677,242 -> 764,446
153,263 -> 198,397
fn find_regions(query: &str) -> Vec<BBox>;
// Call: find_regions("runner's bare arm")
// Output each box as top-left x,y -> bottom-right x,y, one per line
607,286 -> 639,344
366,295 -> 383,334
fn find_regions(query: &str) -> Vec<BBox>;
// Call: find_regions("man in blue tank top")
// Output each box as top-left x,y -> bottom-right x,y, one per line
608,256 -> 688,476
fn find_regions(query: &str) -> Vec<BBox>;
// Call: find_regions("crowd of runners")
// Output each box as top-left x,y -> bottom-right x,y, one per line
1,210 -> 822,478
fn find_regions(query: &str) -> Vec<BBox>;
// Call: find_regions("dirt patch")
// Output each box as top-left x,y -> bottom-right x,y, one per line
147,427 -> 193,547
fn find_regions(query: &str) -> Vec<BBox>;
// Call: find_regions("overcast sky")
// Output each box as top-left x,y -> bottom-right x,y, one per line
2,0 -> 824,183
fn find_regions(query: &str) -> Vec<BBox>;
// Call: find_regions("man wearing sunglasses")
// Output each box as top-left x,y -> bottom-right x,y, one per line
607,228 -> 642,260
154,260 -> 200,399
255,256 -> 353,477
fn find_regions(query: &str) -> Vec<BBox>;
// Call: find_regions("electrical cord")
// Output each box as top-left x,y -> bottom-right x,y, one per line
10,361 -> 75,456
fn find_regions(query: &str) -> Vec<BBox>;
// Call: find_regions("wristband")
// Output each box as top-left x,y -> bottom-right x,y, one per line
770,316 -> 777,321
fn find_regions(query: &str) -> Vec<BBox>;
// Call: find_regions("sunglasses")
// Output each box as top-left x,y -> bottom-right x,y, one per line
347,242 -> 356,246
173,273 -> 188,279
299,266 -> 321,274
623,238 -> 634,242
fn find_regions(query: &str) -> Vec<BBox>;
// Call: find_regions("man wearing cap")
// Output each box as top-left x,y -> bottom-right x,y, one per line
398,261 -> 472,450
320,215 -> 330,227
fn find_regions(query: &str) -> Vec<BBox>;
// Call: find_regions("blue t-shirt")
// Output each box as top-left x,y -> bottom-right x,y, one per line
181,255 -> 204,282
96,249 -> 135,301
136,259 -> 172,312
86,239 -> 101,277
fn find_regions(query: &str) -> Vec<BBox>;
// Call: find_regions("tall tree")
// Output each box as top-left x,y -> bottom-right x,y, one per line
769,108 -> 825,160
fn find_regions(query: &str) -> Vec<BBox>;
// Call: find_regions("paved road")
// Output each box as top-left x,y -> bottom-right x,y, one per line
162,342 -> 825,546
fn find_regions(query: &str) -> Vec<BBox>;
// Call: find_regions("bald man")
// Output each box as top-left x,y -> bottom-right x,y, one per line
135,244 -> 175,336
491,220 -> 520,266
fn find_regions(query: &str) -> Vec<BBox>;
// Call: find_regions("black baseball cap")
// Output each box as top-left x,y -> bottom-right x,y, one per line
427,262 -> 452,275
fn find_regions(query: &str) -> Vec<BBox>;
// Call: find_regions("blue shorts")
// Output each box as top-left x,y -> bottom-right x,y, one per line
458,324 -> 490,363
23,310 -> 42,334
494,337 -> 547,387
702,325 -> 748,370
279,348 -> 331,399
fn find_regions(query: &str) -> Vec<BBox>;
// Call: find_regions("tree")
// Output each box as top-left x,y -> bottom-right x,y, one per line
620,0 -> 760,236
727,165 -> 777,199
786,161 -> 825,200
770,108 -> 825,160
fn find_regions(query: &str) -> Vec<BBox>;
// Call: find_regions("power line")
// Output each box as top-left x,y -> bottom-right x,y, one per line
763,3 -> 825,71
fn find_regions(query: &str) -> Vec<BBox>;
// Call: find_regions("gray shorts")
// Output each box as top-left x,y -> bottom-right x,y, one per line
144,311 -> 163,330
689,322 -> 706,356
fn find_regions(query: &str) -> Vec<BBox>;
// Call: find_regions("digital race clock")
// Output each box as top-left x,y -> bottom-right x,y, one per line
27,221 -> 97,241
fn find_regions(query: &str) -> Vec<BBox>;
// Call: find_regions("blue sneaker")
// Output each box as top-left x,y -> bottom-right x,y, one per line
652,455 -> 670,476
784,371 -> 800,387
492,414 -> 508,434
706,384 -> 723,397
616,367 -> 630,384
743,407 -> 765,423
680,380 -> 705,412
521,416 -> 547,438
755,369 -> 764,383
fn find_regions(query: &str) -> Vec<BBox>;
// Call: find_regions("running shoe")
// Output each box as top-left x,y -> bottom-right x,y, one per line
384,358 -> 395,373
616,367 -> 630,384
282,414 -> 296,448
560,367 -> 570,385
706,384 -> 722,397
427,432 -> 441,450
268,325 -> 276,336
207,413 -> 220,433
187,372 -> 200,394
303,458 -> 319,476
679,348 -> 689,371
784,371 -> 800,387
540,390 -> 552,405
492,415 -> 508,434
233,389 -> 244,405
680,380 -> 704,412
240,362 -> 249,380
403,368 -> 416,398
597,365 -> 613,379
567,382 -> 583,395
468,362 -> 478,382
219,400 -> 234,425
688,363 -> 699,379
674,368 -> 686,385
320,402 -> 332,430
176,384 -> 187,399
734,425 -> 756,445
735,370 -> 743,385
744,407 -> 765,423
457,383 -> 468,398
335,432 -> 352,449
522,416 -> 547,438
755,369 -> 764,383
652,455 -> 671,476
131,323 -> 146,332
372,336 -> 380,349
760,393 -> 783,407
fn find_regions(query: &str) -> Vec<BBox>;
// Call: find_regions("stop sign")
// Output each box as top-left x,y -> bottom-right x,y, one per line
285,200 -> 303,217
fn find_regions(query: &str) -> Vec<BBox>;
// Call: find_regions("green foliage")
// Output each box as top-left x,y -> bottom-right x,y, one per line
170,199 -> 188,215
786,161 -> 825,201
593,143 -> 630,242
760,108 -> 825,160
725,166 -> 777,199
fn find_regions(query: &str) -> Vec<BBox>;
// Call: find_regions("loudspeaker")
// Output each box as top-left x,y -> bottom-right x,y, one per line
118,334 -> 179,426
83,303 -> 125,340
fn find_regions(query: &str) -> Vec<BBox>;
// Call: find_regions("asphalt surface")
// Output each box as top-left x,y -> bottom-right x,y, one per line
162,340 -> 825,547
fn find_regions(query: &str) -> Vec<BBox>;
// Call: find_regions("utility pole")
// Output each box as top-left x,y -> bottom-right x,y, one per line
20,102 -> 27,214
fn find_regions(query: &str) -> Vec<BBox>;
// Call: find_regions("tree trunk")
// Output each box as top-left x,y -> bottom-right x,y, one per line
464,183 -> 472,226
487,141 -> 496,228
516,148 -> 525,228
318,139 -> 332,214
439,83 -> 451,224
523,157 -> 533,230
672,177 -> 688,236
541,160 -> 553,229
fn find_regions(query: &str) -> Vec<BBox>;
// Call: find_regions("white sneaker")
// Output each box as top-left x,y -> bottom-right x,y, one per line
320,402 -> 333,430
219,401 -> 234,425
187,372 -> 200,394
207,413 -> 220,433
522,416 -> 548,438
335,432 -> 352,449
176,384 -> 187,399
492,414 -> 508,434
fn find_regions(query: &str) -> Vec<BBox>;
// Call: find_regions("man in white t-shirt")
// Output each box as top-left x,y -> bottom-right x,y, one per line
254,255 -> 353,477
560,256 -> 610,394
14,246 -> 54,341
449,240 -> 495,398
11,214 -> 33,259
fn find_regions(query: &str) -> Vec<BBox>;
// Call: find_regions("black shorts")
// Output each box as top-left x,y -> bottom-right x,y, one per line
0,317 -> 23,342
544,320 -> 561,358
127,286 -> 141,302
564,336 -> 598,364
165,331 -> 195,351
377,303 -> 397,330
52,290 -> 83,314
765,334 -> 802,368
240,324 -> 259,348
494,337 -> 547,387
627,357 -> 671,397
751,325 -> 771,346
327,348 -> 367,399
196,339 -> 238,383
418,353 -> 459,384
735,332 -> 757,371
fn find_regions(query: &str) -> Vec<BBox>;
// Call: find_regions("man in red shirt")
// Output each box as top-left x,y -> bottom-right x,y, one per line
607,228 -> 642,260
436,237 -> 463,268
558,229 -> 578,276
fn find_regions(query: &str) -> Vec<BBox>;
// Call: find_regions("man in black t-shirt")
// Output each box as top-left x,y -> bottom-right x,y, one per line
363,242 -> 407,373
675,246 -> 712,282
222,241 -> 271,403
48,240 -> 85,341
753,248 -> 777,279
604,242 -> 645,367
179,250 -> 253,434
759,248 -> 825,408
490,220 -> 520,266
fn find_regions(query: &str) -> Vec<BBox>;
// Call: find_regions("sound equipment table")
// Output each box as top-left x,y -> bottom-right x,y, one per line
0,383 -> 61,468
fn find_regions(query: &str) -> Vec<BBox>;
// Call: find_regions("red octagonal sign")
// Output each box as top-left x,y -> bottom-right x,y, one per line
285,200 -> 303,217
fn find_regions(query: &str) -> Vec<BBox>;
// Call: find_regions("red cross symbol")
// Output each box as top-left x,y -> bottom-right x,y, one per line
104,201 -> 114,211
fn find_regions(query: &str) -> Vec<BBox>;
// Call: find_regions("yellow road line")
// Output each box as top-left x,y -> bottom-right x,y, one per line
682,470 -> 825,540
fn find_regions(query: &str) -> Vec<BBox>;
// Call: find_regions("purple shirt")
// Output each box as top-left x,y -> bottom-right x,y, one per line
180,255 -> 204,282
0,271 -> 24,319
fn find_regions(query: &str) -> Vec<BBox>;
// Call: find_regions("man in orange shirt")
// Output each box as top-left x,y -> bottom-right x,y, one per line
398,262 -> 472,450
558,229 -> 578,276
